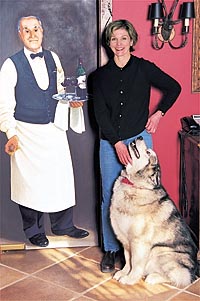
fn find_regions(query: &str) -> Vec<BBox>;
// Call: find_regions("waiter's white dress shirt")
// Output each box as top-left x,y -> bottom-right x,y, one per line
0,47 -> 84,212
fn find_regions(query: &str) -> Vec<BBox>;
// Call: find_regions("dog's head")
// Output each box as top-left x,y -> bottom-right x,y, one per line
123,136 -> 161,189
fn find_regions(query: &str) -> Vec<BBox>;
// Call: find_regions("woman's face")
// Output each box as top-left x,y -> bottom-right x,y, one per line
109,28 -> 133,58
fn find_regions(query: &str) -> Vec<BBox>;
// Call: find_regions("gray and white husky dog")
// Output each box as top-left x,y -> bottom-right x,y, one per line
110,136 -> 198,287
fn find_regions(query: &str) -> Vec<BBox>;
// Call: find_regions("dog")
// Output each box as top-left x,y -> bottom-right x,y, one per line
110,136 -> 198,287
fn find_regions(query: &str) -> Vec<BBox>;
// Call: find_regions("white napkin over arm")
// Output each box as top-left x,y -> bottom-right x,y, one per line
54,102 -> 85,133
70,106 -> 85,133
54,101 -> 69,131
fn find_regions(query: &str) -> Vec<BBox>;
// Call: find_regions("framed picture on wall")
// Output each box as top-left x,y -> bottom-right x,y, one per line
0,0 -> 99,249
192,0 -> 200,93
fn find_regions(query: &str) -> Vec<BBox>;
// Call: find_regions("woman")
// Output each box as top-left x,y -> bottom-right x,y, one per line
92,19 -> 181,272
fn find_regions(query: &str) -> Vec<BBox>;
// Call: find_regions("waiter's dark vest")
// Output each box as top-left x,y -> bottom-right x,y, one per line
10,49 -> 58,124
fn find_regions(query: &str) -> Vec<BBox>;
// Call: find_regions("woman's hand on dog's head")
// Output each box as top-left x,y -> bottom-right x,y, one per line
114,141 -> 132,166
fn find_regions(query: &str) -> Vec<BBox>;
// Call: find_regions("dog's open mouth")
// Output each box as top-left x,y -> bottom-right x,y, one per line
130,140 -> 140,159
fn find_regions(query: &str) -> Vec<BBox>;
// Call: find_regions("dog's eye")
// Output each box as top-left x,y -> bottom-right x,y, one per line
146,150 -> 151,156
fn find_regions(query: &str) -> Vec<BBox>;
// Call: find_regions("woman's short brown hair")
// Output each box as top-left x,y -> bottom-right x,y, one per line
105,19 -> 138,52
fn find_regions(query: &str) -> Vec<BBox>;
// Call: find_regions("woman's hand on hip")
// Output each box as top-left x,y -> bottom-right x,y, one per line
114,141 -> 132,166
145,110 -> 163,134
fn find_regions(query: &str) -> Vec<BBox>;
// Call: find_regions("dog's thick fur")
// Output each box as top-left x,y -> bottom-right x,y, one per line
110,137 -> 198,287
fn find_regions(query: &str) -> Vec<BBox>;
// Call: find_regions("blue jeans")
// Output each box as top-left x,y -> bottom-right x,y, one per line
100,130 -> 152,252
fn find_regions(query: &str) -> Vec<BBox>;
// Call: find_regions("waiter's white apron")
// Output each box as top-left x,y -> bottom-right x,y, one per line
11,120 -> 75,212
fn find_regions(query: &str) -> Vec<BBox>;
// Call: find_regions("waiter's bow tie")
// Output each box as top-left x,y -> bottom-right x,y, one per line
30,52 -> 44,59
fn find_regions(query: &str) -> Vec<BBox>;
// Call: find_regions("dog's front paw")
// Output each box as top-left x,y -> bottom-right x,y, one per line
113,270 -> 125,281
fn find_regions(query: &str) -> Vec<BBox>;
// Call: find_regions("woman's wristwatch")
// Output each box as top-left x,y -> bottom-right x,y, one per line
157,110 -> 165,116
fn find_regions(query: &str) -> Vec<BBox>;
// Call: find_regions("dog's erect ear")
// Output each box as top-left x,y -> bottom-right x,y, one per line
149,153 -> 158,165
150,164 -> 161,188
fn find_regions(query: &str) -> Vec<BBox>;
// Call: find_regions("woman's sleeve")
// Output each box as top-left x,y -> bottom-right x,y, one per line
144,60 -> 182,114
92,72 -> 120,145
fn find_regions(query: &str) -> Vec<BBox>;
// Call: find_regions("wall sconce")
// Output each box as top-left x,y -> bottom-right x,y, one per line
149,0 -> 195,50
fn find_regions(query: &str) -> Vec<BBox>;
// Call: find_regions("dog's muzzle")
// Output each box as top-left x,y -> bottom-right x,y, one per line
130,136 -> 143,159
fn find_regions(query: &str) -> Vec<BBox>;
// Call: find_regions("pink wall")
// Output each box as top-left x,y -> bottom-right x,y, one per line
112,0 -> 199,207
